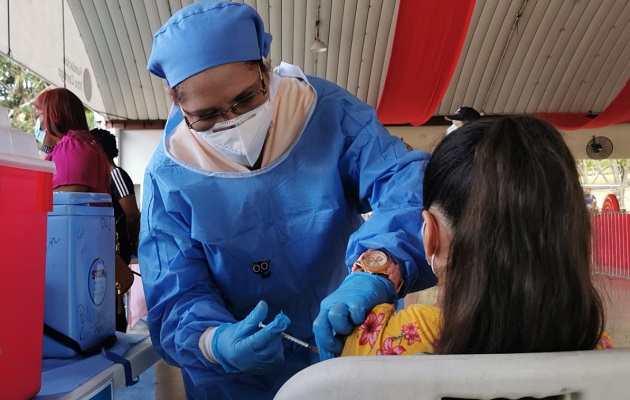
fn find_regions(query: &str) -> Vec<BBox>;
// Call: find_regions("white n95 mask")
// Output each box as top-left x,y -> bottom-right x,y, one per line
194,100 -> 273,167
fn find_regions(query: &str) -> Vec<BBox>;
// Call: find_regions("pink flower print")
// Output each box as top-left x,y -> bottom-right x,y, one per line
401,322 -> 420,345
359,311 -> 387,347
376,337 -> 406,355
598,334 -> 613,349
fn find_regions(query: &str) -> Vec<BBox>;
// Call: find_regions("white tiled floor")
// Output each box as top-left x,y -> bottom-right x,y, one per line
121,276 -> 630,399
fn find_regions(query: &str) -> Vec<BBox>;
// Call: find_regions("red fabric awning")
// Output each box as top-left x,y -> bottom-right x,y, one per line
376,0 -> 476,126
536,77 -> 630,130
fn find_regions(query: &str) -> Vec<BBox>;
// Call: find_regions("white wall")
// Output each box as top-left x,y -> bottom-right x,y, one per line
115,128 -> 163,210
389,123 -> 630,159
115,122 -> 630,211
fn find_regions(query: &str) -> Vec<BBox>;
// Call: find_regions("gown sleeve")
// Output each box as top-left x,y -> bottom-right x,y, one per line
139,159 -> 235,380
336,98 -> 437,295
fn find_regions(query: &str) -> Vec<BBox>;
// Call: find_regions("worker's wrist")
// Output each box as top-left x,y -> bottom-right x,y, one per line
199,326 -> 219,364
352,249 -> 404,294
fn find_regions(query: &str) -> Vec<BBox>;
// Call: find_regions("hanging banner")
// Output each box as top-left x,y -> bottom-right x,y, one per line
377,0 -> 476,126
537,77 -> 630,130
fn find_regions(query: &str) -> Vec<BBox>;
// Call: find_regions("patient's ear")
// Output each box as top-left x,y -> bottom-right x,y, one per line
421,210 -> 439,258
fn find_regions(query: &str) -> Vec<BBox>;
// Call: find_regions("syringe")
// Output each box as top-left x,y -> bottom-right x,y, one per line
258,322 -> 319,354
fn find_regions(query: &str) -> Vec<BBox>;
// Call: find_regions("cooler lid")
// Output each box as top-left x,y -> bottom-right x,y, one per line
53,192 -> 113,205
0,107 -> 56,173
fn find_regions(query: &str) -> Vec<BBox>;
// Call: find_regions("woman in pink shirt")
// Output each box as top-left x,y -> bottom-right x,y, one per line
34,88 -> 110,193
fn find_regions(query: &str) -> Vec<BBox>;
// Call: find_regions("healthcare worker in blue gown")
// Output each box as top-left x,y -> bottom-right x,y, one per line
140,1 -> 436,399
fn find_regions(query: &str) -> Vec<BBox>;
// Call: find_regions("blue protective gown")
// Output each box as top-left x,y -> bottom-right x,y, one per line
139,72 -> 437,399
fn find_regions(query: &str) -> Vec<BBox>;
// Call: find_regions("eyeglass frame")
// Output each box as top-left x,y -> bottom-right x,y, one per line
183,65 -> 268,131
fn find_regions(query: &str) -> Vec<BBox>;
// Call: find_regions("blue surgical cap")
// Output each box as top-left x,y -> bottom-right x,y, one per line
147,1 -> 272,88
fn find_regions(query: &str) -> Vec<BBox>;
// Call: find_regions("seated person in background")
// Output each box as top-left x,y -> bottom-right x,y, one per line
342,116 -> 612,356
444,106 -> 481,135
34,88 -> 110,193
91,128 -> 140,332
35,88 -> 132,333
90,128 -> 141,263
584,187 -> 597,212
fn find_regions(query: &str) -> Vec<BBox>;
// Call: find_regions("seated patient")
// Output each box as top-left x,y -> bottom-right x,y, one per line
342,116 -> 612,356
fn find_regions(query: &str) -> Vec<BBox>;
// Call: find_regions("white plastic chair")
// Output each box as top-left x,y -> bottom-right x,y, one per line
274,350 -> 630,400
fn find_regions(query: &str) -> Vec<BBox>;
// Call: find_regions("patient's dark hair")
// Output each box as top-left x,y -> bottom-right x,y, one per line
424,116 -> 604,354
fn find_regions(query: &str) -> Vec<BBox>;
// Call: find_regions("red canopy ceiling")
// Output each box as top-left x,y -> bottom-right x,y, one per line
378,0 -> 630,130
376,0 -> 476,126
536,77 -> 630,130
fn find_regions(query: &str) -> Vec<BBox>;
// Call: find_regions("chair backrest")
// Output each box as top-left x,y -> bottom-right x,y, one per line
274,350 -> 630,400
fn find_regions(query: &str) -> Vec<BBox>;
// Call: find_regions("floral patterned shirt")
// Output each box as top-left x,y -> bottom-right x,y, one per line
341,303 -> 614,356
342,304 -> 441,356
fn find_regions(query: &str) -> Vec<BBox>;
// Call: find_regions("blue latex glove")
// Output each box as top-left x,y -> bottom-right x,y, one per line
211,300 -> 290,374
313,273 -> 397,360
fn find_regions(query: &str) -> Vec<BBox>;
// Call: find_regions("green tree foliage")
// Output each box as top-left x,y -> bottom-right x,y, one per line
0,54 -> 50,133
578,159 -> 630,210
1,54 -> 94,134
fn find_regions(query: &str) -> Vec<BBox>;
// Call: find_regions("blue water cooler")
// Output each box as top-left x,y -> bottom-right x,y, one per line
43,192 -> 116,358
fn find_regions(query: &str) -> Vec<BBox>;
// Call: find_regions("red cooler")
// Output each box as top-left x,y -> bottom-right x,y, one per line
0,110 -> 55,400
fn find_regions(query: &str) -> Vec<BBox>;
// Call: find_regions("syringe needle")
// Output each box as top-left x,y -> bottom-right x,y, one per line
258,322 -> 319,354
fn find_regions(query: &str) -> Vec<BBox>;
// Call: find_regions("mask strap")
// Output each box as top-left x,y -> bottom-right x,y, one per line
422,220 -> 437,277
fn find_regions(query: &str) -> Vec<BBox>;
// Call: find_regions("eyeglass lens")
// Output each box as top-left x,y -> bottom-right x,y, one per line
186,66 -> 267,131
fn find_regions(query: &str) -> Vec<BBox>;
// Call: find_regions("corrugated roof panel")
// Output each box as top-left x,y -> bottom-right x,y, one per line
45,0 -> 630,122
336,0 -> 358,90
77,1 -> 127,118
489,1 -> 541,114
94,1 -> 137,119
579,1 -> 630,113
367,0 -> 396,107
375,0 -> 399,108
537,0 -> 591,112
280,0 -> 294,65
291,0 -> 308,71
457,0 -> 496,112
355,0 -> 382,102
525,0 -> 580,113
144,1 -> 171,116
324,0 -> 345,83
564,1 -> 619,113
514,1 -> 563,114
346,0 -> 370,98
67,0 -> 116,117
268,0 -> 283,69
119,0 -> 159,120
555,1 -> 609,112
105,0 -> 142,120
313,0 -> 331,78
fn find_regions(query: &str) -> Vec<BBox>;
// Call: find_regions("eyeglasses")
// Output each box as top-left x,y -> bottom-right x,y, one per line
184,66 -> 267,132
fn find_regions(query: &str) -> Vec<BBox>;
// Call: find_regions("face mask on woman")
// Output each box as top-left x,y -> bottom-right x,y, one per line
421,221 -> 438,277
34,117 -> 47,142
193,99 -> 274,167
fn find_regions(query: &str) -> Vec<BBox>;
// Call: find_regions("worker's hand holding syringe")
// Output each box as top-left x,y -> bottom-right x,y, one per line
204,300 -> 317,375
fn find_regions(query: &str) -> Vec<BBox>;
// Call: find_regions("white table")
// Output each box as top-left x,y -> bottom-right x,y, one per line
36,333 -> 160,400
